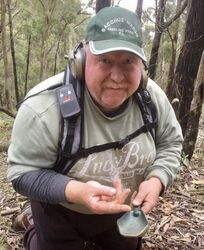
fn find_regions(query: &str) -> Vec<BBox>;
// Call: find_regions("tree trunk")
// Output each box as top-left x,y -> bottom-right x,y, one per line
173,0 -> 204,138
148,0 -> 166,80
148,0 -> 187,81
166,0 -> 182,103
7,0 -> 20,104
136,0 -> 143,21
54,39 -> 60,75
96,0 -> 111,13
24,35 -> 31,96
183,51 -> 204,159
1,0 -> 12,110
53,24 -> 68,75
40,31 -> 48,81
38,0 -> 57,81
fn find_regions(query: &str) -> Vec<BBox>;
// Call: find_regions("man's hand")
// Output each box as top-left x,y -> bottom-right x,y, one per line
131,177 -> 163,214
65,179 -> 131,214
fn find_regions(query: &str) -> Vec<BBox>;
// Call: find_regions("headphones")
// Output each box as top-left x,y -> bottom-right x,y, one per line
68,41 -> 149,90
68,41 -> 86,81
140,67 -> 149,91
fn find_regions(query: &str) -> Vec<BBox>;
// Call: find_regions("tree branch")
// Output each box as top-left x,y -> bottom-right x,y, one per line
73,17 -> 90,30
164,0 -> 188,29
0,107 -> 16,118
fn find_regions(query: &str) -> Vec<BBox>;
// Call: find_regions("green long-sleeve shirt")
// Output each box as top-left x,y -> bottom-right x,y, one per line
7,73 -> 183,213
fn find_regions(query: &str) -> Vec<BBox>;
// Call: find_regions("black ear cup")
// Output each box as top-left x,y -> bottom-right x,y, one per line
142,69 -> 148,89
69,42 -> 86,80
138,69 -> 148,91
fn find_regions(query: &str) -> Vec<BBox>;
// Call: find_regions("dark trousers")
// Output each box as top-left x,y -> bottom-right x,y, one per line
24,200 -> 141,250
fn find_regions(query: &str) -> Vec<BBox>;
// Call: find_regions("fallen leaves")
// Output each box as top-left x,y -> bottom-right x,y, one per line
191,179 -> 204,186
142,161 -> 204,250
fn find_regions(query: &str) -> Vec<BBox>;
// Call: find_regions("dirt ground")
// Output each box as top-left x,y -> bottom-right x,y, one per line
0,117 -> 204,249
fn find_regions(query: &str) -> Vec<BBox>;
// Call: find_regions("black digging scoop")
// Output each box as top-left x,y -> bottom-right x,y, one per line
117,207 -> 149,237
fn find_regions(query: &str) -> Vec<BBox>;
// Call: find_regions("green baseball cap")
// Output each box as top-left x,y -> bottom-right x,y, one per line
85,6 -> 146,62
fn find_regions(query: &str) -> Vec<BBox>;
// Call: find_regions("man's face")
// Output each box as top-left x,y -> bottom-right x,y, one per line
85,48 -> 143,112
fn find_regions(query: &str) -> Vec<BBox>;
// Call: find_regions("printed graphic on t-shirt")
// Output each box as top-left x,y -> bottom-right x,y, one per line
68,138 -> 156,191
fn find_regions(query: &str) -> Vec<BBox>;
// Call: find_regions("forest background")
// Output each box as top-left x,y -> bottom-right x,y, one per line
0,0 -> 203,249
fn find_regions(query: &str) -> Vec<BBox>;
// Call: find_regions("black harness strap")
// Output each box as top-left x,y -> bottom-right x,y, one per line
54,117 -> 79,174
61,121 -> 156,161
134,89 -> 158,140
63,118 -> 77,153
54,66 -> 82,173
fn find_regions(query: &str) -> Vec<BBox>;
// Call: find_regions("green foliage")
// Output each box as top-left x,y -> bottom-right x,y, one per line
0,0 -> 188,106
0,113 -> 13,143
0,0 -> 90,104
142,23 -> 154,62
0,237 -> 7,250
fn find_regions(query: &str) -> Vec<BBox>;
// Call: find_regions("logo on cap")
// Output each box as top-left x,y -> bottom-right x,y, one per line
101,18 -> 139,38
